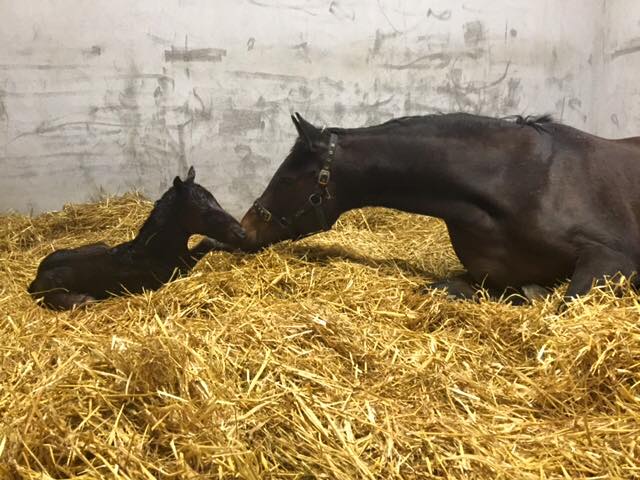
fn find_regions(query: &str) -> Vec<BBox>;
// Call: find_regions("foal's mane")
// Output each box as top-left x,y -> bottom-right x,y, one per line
135,187 -> 179,240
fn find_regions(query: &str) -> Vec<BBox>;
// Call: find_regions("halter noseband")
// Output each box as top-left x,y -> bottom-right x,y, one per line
252,132 -> 338,237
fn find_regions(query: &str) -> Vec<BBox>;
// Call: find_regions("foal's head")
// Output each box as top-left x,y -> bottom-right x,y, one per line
166,166 -> 246,245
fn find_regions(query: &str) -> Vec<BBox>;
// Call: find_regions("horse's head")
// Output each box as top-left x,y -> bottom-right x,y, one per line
173,166 -> 246,245
241,113 -> 341,249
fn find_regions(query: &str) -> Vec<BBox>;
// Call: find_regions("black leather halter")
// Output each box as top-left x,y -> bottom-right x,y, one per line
252,133 -> 338,238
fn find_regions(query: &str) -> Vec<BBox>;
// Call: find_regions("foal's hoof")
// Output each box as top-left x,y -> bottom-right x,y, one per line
74,294 -> 97,308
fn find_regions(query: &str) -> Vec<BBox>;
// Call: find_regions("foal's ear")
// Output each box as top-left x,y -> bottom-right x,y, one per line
174,166 -> 195,190
186,166 -> 196,183
291,112 -> 321,151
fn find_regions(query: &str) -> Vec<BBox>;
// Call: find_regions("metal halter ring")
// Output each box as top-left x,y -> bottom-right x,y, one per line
309,193 -> 322,206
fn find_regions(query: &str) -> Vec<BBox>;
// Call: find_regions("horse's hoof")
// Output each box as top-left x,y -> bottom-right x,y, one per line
522,284 -> 550,302
426,278 -> 476,300
551,294 -> 577,314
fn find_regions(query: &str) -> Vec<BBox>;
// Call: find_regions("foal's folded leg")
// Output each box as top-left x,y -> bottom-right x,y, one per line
41,290 -> 96,310
187,238 -> 239,263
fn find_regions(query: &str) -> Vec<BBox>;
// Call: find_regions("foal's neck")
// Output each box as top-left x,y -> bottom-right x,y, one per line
133,204 -> 190,259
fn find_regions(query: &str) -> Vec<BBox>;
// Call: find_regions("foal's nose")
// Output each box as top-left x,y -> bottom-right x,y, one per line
233,225 -> 247,240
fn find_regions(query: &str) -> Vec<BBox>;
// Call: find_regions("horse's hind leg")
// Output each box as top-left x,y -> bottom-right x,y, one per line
40,291 -> 96,310
426,274 -> 549,305
564,245 -> 637,302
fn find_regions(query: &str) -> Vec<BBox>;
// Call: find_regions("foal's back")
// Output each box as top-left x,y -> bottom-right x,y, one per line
29,241 -> 161,302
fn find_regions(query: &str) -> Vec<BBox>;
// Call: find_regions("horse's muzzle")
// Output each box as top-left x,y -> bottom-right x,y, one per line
239,210 -> 270,252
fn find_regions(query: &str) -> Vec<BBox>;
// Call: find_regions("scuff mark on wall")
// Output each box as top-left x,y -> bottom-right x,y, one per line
0,64 -> 86,71
502,78 -> 521,110
147,33 -> 173,46
292,42 -> 312,63
229,70 -> 307,83
82,45 -> 102,58
546,73 -> 573,90
568,97 -> 587,123
329,1 -> 355,21
381,49 -> 482,70
427,8 -> 452,21
437,61 -> 512,113
219,109 -> 265,135
404,93 -> 441,116
611,38 -> 640,59
248,0 -> 320,16
229,143 -> 272,208
357,95 -> 395,125
0,91 -> 9,155
164,47 -> 227,63
611,113 -> 620,128
463,20 -> 486,46
368,29 -> 403,61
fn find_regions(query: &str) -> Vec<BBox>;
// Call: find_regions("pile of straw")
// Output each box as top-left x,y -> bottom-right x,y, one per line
1,194 -> 639,479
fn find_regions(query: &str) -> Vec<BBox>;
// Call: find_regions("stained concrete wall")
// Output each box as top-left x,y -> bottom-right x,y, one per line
0,0 -> 635,216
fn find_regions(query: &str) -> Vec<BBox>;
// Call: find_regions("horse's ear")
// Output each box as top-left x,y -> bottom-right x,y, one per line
173,176 -> 183,190
292,112 -> 321,151
186,166 -> 196,183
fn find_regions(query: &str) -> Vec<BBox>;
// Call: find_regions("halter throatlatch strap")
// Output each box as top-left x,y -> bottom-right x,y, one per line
253,132 -> 338,236
318,133 -> 337,188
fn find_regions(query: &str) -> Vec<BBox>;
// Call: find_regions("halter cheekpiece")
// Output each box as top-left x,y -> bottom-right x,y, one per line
252,132 -> 338,237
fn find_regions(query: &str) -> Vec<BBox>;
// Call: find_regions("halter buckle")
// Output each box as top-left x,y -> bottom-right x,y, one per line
318,168 -> 331,186
254,201 -> 272,222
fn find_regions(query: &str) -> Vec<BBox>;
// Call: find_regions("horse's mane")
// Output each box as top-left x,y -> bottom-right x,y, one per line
502,114 -> 554,133
325,112 -> 556,137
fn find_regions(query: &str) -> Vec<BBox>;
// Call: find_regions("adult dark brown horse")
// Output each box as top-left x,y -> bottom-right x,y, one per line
29,166 -> 245,310
241,112 -> 640,302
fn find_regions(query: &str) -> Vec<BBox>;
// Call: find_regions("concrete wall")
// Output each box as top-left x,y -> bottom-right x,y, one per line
0,0 -> 635,216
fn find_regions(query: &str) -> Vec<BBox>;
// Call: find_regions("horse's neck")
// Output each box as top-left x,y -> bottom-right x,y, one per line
337,129 -> 484,214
